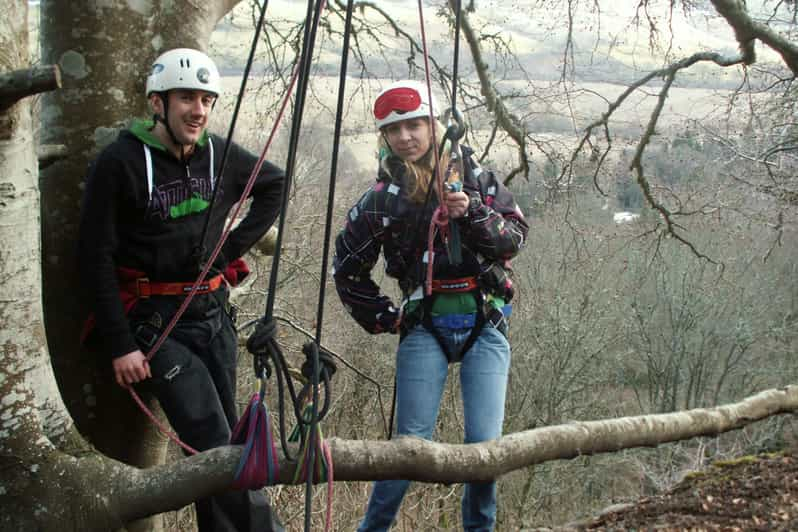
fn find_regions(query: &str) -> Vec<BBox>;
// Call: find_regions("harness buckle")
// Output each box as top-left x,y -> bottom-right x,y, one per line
136,277 -> 151,298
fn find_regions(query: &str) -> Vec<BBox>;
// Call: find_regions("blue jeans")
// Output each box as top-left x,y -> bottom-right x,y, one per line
357,324 -> 511,532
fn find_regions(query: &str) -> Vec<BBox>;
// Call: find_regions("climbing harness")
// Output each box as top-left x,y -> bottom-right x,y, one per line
122,274 -> 224,298
407,0 -> 484,357
384,0 -> 512,437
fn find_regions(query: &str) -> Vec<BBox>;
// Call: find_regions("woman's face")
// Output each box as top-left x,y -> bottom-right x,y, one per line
382,117 -> 432,163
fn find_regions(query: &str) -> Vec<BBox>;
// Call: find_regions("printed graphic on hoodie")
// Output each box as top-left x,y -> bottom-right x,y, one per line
147,176 -> 218,221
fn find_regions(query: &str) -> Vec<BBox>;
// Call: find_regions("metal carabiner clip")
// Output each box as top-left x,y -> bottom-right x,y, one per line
442,107 -> 466,142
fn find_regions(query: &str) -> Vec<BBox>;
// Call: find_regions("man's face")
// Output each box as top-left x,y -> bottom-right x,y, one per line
153,89 -> 216,147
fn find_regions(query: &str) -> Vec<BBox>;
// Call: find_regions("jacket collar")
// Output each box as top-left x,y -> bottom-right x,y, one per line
128,118 -> 210,152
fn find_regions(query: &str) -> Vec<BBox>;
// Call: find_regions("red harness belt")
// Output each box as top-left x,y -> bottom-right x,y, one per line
430,276 -> 478,293
79,263 -> 244,344
122,274 -> 224,298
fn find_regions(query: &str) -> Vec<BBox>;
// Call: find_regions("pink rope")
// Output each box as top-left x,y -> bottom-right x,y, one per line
128,382 -> 198,454
417,0 -> 450,296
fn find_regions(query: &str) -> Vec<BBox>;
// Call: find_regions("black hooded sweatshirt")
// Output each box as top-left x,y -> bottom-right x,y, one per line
79,119 -> 285,359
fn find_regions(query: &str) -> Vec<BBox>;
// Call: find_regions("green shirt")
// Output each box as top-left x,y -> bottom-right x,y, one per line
405,292 -> 505,316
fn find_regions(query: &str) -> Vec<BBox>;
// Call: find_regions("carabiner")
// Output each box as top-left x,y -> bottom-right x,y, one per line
443,107 -> 466,142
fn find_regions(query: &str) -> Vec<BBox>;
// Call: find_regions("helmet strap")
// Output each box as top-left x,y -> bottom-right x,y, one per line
154,92 -> 187,162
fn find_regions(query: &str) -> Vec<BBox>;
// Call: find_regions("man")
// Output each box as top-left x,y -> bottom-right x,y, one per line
79,48 -> 284,531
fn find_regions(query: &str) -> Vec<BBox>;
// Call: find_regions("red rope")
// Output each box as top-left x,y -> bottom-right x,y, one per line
127,62 -> 303,454
128,381 -> 198,454
417,0 -> 450,296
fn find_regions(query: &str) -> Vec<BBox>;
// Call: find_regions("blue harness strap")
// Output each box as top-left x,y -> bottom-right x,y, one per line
431,312 -> 476,329
430,305 -> 511,329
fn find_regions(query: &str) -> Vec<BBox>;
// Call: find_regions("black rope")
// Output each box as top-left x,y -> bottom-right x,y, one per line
195,0 -> 271,269
295,4 -> 331,531
312,0 -> 355,348
242,0 -> 328,530
294,6 -> 358,523
247,321 -> 310,461
450,0 -> 462,112
263,0 -> 318,322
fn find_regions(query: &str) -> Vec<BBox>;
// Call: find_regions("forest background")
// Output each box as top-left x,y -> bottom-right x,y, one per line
15,0 -> 798,530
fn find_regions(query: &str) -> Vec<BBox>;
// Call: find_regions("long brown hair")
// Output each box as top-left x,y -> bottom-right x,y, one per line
378,119 -> 450,203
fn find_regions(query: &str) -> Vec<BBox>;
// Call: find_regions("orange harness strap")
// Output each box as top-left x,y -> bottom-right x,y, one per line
430,276 -> 478,293
123,274 -> 225,298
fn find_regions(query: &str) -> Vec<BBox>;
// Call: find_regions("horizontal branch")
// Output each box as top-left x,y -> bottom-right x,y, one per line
37,144 -> 68,169
0,65 -> 61,110
115,384 -> 798,522
330,384 -> 798,482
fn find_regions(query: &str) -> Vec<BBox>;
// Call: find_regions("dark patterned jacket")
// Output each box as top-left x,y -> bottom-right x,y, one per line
333,146 -> 528,334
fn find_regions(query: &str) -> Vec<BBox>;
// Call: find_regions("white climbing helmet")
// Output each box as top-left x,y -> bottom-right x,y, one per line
373,80 -> 439,129
145,48 -> 221,98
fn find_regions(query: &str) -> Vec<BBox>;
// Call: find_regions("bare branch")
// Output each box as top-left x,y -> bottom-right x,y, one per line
0,65 -> 61,110
450,0 -> 529,183
564,51 -> 746,258
109,384 -> 798,523
710,0 -> 798,75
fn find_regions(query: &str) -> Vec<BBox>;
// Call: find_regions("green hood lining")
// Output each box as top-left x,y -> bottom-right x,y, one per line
129,119 -> 210,151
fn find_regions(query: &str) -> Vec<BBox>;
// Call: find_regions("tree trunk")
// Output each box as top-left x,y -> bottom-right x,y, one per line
35,2 -> 239,529
37,0 -> 236,478
0,1 -> 111,529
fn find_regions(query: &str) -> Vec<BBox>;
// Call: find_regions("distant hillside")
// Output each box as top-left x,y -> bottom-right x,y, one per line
210,1 -> 777,90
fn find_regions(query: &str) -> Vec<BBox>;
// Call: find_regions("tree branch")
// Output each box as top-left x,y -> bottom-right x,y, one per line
450,0 -> 529,184
0,65 -> 61,110
710,0 -> 798,74
108,384 -> 798,523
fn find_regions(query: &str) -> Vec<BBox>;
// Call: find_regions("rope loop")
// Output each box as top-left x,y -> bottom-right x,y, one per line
298,341 -> 334,422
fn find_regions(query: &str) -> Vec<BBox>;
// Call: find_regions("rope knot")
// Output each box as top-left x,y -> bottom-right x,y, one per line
301,341 -> 337,381
246,317 -> 278,355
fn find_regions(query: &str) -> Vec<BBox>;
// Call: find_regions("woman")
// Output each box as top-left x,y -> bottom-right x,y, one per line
333,80 -> 528,531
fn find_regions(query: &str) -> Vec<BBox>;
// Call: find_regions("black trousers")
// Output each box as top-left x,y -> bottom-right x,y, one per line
130,289 -> 283,532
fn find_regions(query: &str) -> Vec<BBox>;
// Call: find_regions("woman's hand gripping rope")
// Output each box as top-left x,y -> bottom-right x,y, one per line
426,112 -> 467,294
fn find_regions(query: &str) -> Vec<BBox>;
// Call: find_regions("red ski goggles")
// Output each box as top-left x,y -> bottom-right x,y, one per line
373,87 -> 423,120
